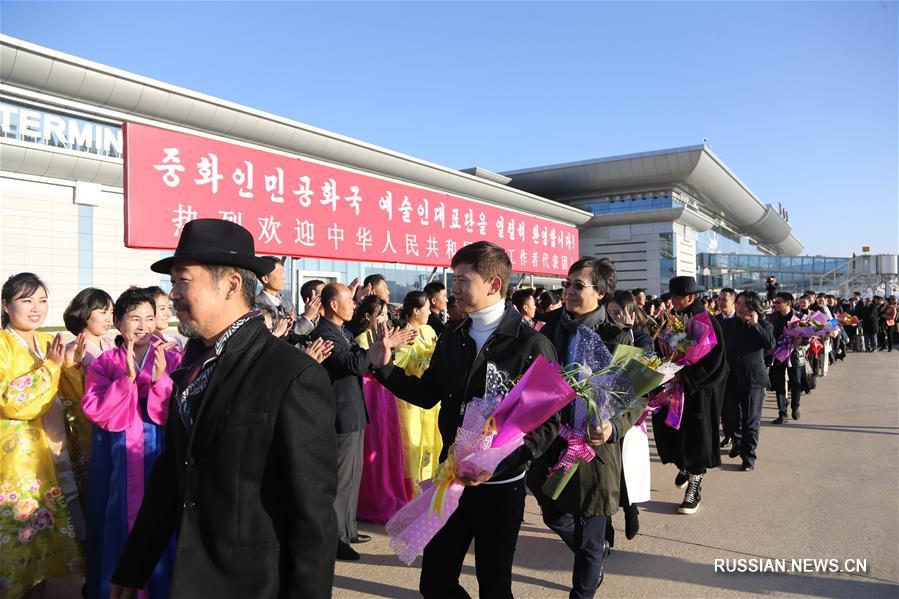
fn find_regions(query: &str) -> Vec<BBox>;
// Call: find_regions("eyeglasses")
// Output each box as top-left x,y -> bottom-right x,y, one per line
561,280 -> 596,291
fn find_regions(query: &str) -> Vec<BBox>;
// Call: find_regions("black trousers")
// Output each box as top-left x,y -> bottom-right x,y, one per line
739,387 -> 766,466
721,377 -> 741,445
420,478 -> 526,599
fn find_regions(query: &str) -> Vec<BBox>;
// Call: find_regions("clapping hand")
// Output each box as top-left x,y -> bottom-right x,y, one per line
151,344 -> 167,384
301,338 -> 333,363
65,332 -> 87,367
125,338 -> 137,381
272,316 -> 292,338
302,294 -> 321,320
46,333 -> 66,366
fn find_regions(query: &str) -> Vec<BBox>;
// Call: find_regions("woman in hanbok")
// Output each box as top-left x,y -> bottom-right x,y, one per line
0,273 -> 83,598
59,288 -> 115,511
142,286 -> 183,353
392,291 -> 441,495
82,288 -> 181,599
354,295 -> 413,523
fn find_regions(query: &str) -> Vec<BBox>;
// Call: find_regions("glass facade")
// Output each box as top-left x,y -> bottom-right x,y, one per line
660,232 -> 676,282
581,194 -> 681,215
698,253 -> 850,293
696,228 -> 759,255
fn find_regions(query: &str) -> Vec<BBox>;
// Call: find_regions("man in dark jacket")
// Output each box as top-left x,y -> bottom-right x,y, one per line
309,283 -> 413,561
424,280 -> 448,336
652,276 -> 728,516
729,291 -> 776,470
767,292 -> 807,424
527,257 -> 637,598
110,219 -> 337,599
369,241 -> 558,599
715,288 -> 740,454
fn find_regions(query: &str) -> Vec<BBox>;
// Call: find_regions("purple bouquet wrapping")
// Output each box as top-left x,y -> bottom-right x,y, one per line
385,356 -> 575,565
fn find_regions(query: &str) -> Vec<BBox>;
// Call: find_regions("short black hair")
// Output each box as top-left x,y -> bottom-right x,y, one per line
63,287 -> 114,335
511,288 -> 536,312
300,279 -> 325,303
450,241 -> 512,296
568,257 -> 617,298
538,289 -> 562,312
364,274 -> 386,288
719,288 -> 737,299
631,288 -> 645,296
423,281 -> 445,299
774,291 -> 794,303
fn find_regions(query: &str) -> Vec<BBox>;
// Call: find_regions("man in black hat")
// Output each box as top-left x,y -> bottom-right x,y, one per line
652,276 -> 728,515
109,219 -> 338,599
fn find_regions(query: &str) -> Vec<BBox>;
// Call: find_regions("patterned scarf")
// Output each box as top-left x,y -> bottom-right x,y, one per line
174,310 -> 261,433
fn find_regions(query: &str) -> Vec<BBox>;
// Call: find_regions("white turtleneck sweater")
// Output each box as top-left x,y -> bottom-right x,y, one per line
467,298 -> 507,355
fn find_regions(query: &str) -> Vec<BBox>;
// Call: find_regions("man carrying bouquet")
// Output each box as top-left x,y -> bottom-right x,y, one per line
528,257 -> 641,598
369,241 -> 559,599
652,276 -> 728,515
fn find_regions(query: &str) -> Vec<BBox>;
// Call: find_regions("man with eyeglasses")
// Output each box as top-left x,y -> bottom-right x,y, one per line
767,292 -> 807,424
527,257 -> 640,597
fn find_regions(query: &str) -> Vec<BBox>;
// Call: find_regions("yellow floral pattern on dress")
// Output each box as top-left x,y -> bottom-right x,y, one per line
0,330 -> 82,597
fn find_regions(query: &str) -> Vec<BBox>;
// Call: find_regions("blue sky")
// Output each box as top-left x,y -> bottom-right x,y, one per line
2,1 -> 896,257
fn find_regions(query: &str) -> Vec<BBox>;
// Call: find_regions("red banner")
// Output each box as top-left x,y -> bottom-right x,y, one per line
123,123 -> 578,275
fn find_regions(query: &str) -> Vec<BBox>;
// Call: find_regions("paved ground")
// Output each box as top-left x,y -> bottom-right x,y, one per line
46,349 -> 898,598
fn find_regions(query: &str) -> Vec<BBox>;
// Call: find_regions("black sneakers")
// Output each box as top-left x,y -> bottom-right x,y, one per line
678,475 -> 702,514
624,505 -> 640,539
719,437 -> 731,448
728,444 -> 741,459
792,409 -> 800,420
772,416 -> 785,425
740,463 -> 754,471
674,470 -> 690,488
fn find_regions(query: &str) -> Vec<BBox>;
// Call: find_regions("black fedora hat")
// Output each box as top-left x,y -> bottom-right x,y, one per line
668,276 -> 705,296
150,219 -> 276,277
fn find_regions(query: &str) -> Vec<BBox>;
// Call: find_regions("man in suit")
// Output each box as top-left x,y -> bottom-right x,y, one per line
730,291 -> 776,470
424,280 -> 448,336
255,256 -> 318,337
309,283 -> 412,561
715,288 -> 741,455
110,219 -> 337,599
368,241 -> 559,599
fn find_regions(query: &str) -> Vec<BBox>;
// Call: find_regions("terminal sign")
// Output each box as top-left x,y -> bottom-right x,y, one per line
123,123 -> 578,276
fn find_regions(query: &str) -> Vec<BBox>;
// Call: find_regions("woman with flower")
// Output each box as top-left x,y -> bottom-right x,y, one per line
392,291 -> 441,495
1,273 -> 83,598
82,288 -> 181,599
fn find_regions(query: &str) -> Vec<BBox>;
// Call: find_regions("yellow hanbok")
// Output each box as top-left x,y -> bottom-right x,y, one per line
392,325 -> 442,495
0,330 -> 83,597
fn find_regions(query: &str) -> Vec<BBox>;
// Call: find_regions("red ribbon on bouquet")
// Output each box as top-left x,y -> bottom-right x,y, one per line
549,425 -> 596,475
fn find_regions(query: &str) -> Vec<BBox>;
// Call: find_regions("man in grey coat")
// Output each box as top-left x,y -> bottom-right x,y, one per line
255,256 -> 319,337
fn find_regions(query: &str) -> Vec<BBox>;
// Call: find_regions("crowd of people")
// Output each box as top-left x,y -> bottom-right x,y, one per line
2,217 -> 895,599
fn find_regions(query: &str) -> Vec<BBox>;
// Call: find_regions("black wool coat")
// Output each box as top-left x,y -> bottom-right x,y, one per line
717,314 -> 776,391
111,318 -> 338,599
375,305 -> 559,481
652,300 -> 729,470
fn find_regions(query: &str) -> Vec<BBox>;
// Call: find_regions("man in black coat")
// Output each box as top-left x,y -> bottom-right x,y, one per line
767,292 -> 807,424
424,280 -> 448,336
729,292 -> 776,470
309,282 -> 413,561
652,276 -> 728,516
110,219 -> 337,599
369,241 -> 559,599
715,288 -> 741,454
